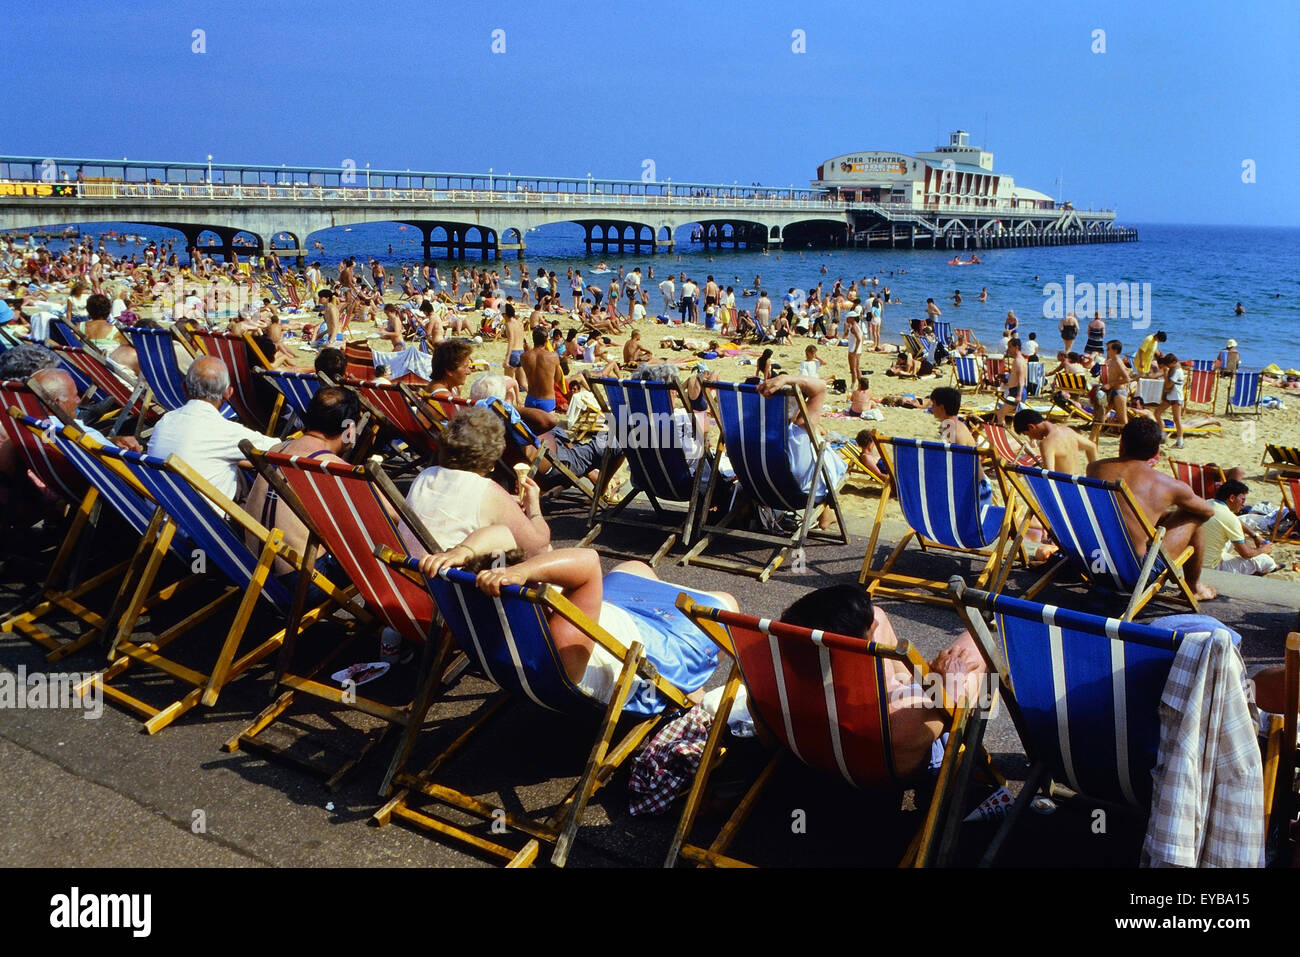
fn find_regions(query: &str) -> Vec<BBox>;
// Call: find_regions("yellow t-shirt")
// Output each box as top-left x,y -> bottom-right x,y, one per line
1202,500 -> 1245,568
1136,334 -> 1159,374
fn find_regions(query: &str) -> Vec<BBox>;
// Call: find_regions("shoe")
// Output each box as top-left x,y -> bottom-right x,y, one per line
1174,439 -> 1184,449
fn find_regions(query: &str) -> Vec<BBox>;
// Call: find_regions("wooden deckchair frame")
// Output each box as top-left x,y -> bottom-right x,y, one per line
1261,443 -> 1300,480
578,375 -> 716,566
681,382 -> 849,582
859,432 -> 1019,605
73,444 -> 355,733
1001,465 -> 1199,620
1273,478 -> 1300,543
371,556 -> 694,867
666,594 -> 987,868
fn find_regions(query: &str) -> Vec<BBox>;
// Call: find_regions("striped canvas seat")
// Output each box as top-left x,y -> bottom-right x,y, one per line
901,332 -> 924,358
1262,443 -> 1300,479
255,368 -> 319,421
581,377 -> 707,564
1274,478 -> 1300,542
1168,459 -> 1224,500
1025,360 -> 1045,396
933,320 -> 953,346
1185,366 -> 1218,410
1004,465 -> 1199,619
127,326 -> 237,418
190,329 -> 275,431
371,560 -> 696,867
981,356 -> 1005,392
0,386 -> 85,502
348,379 -> 442,460
951,354 -> 980,390
683,381 -> 848,580
1052,371 -> 1091,395
48,318 -> 84,348
1225,369 -> 1261,415
666,596 -> 985,868
1189,358 -> 1216,373
1135,377 -> 1165,406
951,579 -> 1187,865
982,422 -> 1040,468
47,344 -> 155,426
861,435 -> 1015,605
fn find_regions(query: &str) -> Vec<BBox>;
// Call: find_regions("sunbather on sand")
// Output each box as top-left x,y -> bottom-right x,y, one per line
419,528 -> 738,704
782,583 -> 988,780
1086,417 -> 1218,601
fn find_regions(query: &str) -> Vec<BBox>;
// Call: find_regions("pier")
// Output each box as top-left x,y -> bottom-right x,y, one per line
0,156 -> 1134,264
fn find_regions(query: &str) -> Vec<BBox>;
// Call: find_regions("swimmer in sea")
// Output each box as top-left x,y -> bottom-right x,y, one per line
1234,301 -> 1245,315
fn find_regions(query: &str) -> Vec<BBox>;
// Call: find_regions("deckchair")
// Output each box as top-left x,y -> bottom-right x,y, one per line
1273,478 -> 1300,543
954,328 -> 980,351
1002,464 -> 1200,619
1225,369 -> 1261,415
1135,377 -> 1165,406
46,344 -> 159,437
933,320 -> 954,347
472,395 -> 599,507
951,355 -> 980,392
980,421 -> 1041,468
344,341 -> 374,378
1,415 -> 182,661
74,443 -> 351,733
1261,443 -> 1300,480
980,356 -> 1005,394
1184,366 -> 1218,413
0,383 -> 86,504
1189,358 -> 1217,373
224,446 -> 458,788
255,369 -> 320,429
1167,459 -> 1224,500
859,434 -> 1017,604
339,377 -> 443,465
900,332 -> 924,359
682,381 -> 848,581
950,577 -> 1189,866
1025,360 -> 1045,397
579,376 -> 715,565
190,328 -> 278,432
666,596 -> 988,868
1262,633 -> 1299,866
371,562 -> 697,867
126,326 -> 237,418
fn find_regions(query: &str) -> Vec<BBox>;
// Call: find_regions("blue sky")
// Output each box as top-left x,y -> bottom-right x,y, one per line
7,0 -> 1297,225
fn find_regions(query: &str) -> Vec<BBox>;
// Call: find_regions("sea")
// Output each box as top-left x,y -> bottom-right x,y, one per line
16,221 -> 1300,369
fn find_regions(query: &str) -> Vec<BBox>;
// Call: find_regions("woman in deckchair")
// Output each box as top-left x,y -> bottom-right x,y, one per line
419,528 -> 738,705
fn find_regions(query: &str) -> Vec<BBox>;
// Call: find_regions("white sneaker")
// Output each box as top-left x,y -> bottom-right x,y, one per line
1174,439 -> 1184,449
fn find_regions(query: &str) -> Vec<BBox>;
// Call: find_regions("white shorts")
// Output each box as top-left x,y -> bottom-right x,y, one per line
1218,554 -> 1278,575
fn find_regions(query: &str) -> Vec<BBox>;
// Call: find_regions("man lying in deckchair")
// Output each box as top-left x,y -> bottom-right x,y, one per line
418,528 -> 738,705
782,583 -> 987,779
1088,417 -> 1218,601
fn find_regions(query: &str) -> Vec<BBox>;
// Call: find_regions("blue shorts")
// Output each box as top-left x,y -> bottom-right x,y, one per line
525,395 -> 557,413
508,349 -> 523,368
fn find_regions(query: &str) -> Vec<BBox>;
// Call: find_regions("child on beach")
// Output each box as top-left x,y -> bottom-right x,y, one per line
1153,352 -> 1186,448
850,375 -> 880,415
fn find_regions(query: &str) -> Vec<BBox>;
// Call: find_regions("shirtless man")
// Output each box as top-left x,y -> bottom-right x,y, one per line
1090,338 -> 1131,442
502,303 -> 526,390
994,337 -> 1027,427
1012,408 -> 1098,472
319,289 -> 340,345
418,300 -> 445,343
1086,417 -> 1217,601
622,329 -> 652,365
519,327 -> 563,417
928,386 -> 977,447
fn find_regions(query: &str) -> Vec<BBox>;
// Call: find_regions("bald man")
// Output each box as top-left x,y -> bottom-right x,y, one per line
29,368 -> 140,451
148,355 -> 278,501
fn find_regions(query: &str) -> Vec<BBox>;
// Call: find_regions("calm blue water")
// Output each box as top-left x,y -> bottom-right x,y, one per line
20,220 -> 1300,367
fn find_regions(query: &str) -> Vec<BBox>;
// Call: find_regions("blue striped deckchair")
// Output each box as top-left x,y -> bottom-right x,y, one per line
76,443 -> 350,733
49,317 -> 84,349
1224,368 -> 1261,415
126,326 -> 237,418
950,577 -> 1192,866
473,395 -> 597,505
223,445 -> 448,789
371,561 -> 697,867
255,368 -> 320,429
682,381 -> 848,581
1002,464 -> 1199,619
933,320 -> 954,347
579,376 -> 715,565
860,434 -> 1017,604
666,595 -> 989,868
951,354 -> 980,391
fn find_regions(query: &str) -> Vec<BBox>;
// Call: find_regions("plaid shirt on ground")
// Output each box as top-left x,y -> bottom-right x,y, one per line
1141,629 -> 1265,868
628,706 -> 712,817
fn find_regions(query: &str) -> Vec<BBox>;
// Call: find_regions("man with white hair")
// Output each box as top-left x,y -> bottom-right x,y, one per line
148,355 -> 278,500
28,368 -> 140,451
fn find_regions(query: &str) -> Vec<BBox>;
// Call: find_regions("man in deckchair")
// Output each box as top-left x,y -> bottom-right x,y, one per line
782,583 -> 987,780
419,530 -> 738,706
1087,417 -> 1218,601
28,368 -> 140,451
754,372 -> 847,529
1012,407 -> 1097,473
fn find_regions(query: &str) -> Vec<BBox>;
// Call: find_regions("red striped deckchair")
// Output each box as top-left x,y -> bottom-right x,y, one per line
190,328 -> 278,433
1184,366 -> 1218,412
0,382 -> 85,503
980,356 -> 1005,393
225,445 -> 459,788
1167,459 -> 1225,500
981,422 -> 1041,468
46,343 -> 158,431
666,597 -> 987,868
342,377 -> 444,463
344,341 -> 374,379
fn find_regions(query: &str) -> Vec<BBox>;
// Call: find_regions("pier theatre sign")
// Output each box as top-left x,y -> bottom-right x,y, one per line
836,155 -> 910,177
0,183 -> 78,197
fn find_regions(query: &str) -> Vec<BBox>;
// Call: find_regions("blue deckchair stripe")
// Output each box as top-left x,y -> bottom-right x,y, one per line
889,438 -> 998,550
995,598 -> 1180,808
110,448 -> 288,609
1230,371 -> 1259,408
596,378 -> 695,502
45,425 -> 159,537
953,355 -> 978,387
129,328 -> 236,418
933,320 -> 952,345
708,382 -> 809,513
1190,358 -> 1215,373
260,370 -> 319,417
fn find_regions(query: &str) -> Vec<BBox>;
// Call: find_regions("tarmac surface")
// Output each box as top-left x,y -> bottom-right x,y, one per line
2,495 -> 1297,869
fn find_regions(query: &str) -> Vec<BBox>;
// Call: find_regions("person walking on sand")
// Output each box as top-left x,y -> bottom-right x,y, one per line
846,311 -> 864,386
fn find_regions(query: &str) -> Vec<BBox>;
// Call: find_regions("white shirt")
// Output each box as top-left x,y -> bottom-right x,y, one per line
658,279 -> 674,297
148,400 -> 278,502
